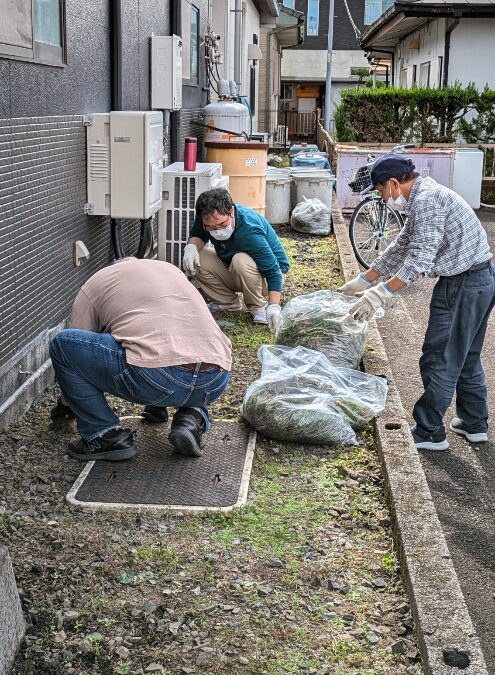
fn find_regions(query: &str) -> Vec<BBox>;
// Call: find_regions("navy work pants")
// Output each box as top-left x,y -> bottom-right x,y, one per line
413,263 -> 495,437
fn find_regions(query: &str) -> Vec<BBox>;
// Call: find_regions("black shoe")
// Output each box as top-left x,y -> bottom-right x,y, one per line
67,428 -> 137,461
51,397 -> 76,421
450,417 -> 488,443
168,408 -> 206,457
141,405 -> 169,424
411,424 -> 449,451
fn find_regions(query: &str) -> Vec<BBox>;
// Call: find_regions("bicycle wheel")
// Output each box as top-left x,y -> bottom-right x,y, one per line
349,196 -> 404,269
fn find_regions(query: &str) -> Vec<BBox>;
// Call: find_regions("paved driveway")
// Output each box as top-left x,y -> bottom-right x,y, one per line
377,209 -> 495,672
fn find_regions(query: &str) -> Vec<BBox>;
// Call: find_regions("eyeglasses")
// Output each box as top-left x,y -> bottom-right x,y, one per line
203,215 -> 232,231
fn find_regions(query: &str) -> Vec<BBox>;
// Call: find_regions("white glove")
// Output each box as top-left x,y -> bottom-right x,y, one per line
336,272 -> 372,296
350,283 -> 394,322
182,244 -> 200,276
266,304 -> 282,334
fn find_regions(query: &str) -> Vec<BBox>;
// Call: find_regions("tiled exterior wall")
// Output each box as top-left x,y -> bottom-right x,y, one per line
0,115 -> 144,390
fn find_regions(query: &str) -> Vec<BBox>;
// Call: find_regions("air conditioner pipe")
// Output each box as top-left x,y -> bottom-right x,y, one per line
111,218 -> 154,259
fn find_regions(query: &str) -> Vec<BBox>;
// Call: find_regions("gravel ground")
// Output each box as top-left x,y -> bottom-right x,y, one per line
1,226 -> 421,675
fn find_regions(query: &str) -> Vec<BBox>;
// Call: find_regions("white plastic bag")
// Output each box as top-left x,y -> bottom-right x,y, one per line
275,290 -> 368,369
290,197 -> 331,235
242,345 -> 388,445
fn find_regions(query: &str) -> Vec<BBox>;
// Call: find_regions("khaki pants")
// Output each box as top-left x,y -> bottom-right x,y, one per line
194,248 -> 268,314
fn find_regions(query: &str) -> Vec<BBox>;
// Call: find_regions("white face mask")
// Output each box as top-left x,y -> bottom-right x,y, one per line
209,222 -> 234,240
387,184 -> 407,211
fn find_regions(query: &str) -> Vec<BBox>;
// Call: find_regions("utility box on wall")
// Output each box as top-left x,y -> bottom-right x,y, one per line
151,35 -> 182,111
86,111 -> 163,219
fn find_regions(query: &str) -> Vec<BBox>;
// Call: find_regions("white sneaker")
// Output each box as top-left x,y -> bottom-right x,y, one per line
207,300 -> 242,312
252,309 -> 268,324
449,417 -> 488,443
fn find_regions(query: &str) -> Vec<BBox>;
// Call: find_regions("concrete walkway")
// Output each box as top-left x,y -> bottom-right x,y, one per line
377,209 -> 495,673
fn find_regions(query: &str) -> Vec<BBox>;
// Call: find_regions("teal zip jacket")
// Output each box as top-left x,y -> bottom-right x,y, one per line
190,204 -> 290,292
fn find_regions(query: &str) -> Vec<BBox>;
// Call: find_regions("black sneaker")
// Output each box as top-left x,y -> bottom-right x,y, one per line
411,425 -> 449,451
141,405 -> 169,424
450,417 -> 488,443
168,408 -> 206,457
50,397 -> 76,421
68,428 -> 137,461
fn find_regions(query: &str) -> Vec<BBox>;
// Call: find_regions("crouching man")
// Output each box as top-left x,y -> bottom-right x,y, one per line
182,188 -> 290,332
49,258 -> 232,462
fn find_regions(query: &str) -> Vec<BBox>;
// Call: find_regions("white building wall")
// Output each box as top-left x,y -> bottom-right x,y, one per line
281,49 -> 369,81
448,19 -> 495,89
210,0 -> 262,125
395,18 -> 445,87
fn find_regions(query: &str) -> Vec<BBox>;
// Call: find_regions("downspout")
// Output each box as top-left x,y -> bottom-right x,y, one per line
171,0 -> 182,162
110,0 -> 123,259
366,48 -> 395,85
233,0 -> 242,92
110,0 -> 123,110
442,17 -> 460,87
265,23 -> 298,136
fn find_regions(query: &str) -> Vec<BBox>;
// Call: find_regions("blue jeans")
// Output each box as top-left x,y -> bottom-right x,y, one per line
49,329 -> 230,441
413,264 -> 495,437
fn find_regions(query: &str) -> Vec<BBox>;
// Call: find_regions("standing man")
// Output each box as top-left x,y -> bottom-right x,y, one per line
182,188 -> 290,332
338,154 -> 495,451
49,258 -> 232,461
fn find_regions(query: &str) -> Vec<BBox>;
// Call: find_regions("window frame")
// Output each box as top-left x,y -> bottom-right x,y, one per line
306,0 -> 319,36
182,0 -> 200,87
0,0 -> 66,67
281,83 -> 294,101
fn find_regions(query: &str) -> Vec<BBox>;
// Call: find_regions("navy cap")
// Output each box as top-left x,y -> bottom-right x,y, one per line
370,154 -> 416,187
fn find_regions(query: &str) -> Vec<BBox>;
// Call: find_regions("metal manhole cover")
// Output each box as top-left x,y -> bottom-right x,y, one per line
67,418 -> 256,513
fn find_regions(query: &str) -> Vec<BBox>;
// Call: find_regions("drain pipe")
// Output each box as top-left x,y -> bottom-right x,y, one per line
442,16 -> 460,87
110,0 -> 123,110
171,0 -> 182,161
110,0 -> 123,258
366,48 -> 395,85
233,0 -> 242,92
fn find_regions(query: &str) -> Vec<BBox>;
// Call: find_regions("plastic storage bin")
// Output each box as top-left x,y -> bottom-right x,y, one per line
288,143 -> 319,158
291,152 -> 330,169
292,171 -> 335,209
266,169 -> 292,225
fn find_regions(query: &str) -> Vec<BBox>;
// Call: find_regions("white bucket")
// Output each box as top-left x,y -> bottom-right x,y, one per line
266,170 -> 292,225
291,172 -> 335,209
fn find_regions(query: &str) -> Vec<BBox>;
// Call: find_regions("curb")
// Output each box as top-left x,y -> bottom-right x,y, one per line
331,200 -> 488,675
0,546 -> 25,675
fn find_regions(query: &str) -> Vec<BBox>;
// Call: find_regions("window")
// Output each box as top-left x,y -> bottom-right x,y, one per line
364,0 -> 394,25
182,1 -> 199,85
0,0 -> 65,65
306,0 -> 319,36
283,0 -> 295,7
412,64 -> 417,86
281,83 -> 293,100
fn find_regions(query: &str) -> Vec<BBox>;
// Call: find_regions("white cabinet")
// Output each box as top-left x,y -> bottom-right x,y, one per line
86,111 -> 163,219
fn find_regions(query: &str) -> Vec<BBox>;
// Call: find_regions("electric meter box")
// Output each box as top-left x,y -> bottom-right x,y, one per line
151,35 -> 182,110
86,111 -> 163,219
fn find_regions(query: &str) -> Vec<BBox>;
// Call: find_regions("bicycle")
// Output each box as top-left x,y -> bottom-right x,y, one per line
344,144 -> 414,269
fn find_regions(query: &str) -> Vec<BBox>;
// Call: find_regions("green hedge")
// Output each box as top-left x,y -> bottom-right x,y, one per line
333,84 -> 495,144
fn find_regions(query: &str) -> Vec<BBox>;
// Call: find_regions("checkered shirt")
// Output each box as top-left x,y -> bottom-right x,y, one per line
370,176 -> 492,283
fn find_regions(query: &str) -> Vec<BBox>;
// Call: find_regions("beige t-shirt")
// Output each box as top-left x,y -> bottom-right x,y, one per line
70,258 -> 232,371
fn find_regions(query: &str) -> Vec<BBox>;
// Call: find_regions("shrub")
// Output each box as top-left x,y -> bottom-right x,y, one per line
333,83 -> 495,144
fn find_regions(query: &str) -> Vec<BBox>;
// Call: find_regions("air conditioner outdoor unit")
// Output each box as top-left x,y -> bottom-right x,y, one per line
158,162 -> 228,267
277,125 -> 288,146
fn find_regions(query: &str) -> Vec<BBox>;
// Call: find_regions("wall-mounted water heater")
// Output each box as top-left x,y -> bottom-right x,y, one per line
85,111 -> 163,219
151,35 -> 182,111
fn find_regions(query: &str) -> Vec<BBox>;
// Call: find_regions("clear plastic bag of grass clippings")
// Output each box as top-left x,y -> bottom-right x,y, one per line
242,345 -> 388,445
275,290 -> 368,369
290,197 -> 331,235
